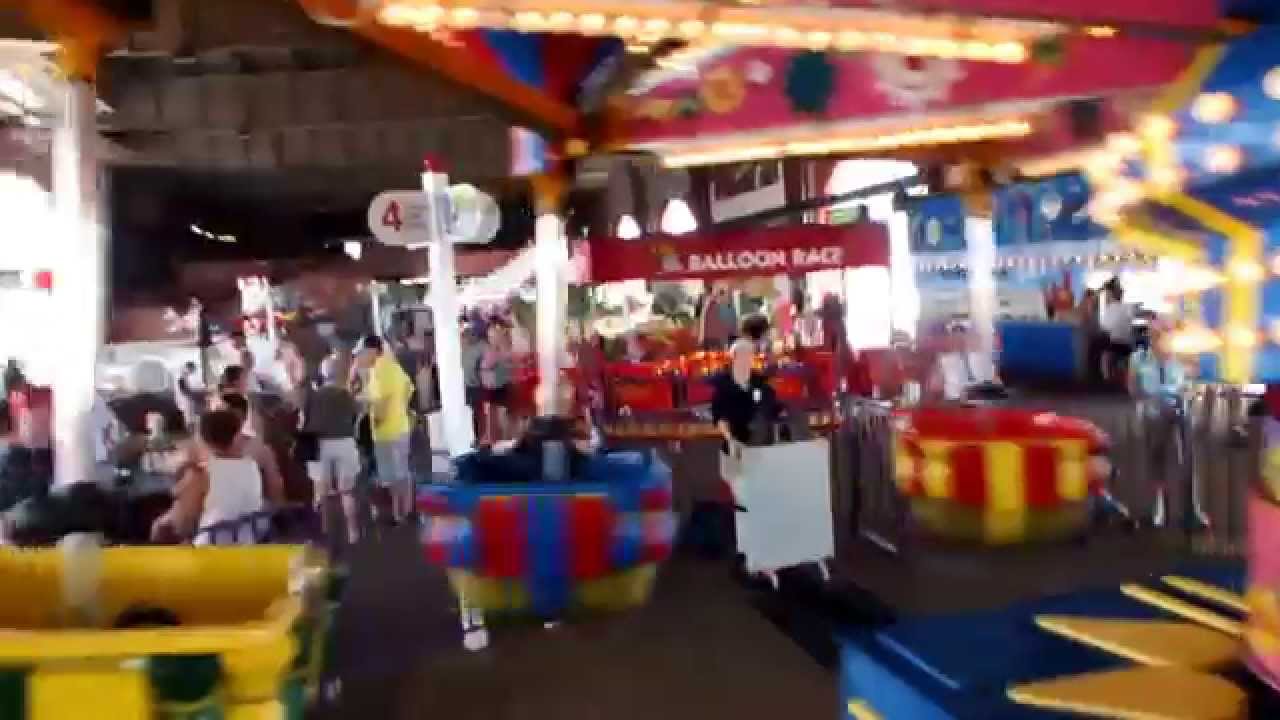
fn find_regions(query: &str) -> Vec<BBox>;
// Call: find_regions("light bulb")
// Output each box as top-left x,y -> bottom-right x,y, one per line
1205,145 -> 1243,174
1191,92 -> 1237,125
659,198 -> 698,235
616,214 -> 642,240
1265,67 -> 1280,100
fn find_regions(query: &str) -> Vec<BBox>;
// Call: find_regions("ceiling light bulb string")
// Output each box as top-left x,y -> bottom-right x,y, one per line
298,0 -> 380,28
375,0 -> 1039,62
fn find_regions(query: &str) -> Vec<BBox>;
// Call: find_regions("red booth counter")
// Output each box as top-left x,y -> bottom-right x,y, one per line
598,351 -> 842,441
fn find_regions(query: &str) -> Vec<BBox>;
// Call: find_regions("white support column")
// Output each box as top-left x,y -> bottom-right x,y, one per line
264,279 -> 277,347
423,169 -> 475,456
51,79 -> 104,487
534,213 -> 566,416
965,216 -> 997,384
888,210 -> 920,339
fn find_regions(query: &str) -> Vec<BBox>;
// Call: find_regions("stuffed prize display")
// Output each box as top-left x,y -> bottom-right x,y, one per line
894,407 -> 1111,545
418,450 -> 675,617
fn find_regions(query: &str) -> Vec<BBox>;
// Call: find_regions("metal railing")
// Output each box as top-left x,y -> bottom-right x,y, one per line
839,385 -> 1260,557
191,504 -> 323,546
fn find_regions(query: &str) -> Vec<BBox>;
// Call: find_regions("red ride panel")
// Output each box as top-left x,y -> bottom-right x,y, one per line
568,496 -> 614,579
949,444 -> 988,507
1022,444 -> 1063,508
477,496 -> 527,578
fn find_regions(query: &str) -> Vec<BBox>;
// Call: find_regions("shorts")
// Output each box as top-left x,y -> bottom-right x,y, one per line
309,437 -> 360,497
485,385 -> 511,407
374,434 -> 412,486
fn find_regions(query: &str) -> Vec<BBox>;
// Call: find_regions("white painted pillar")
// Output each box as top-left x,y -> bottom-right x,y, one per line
534,213 -> 567,415
965,216 -> 997,384
51,79 -> 104,486
422,169 -> 475,456
888,210 -> 920,339
369,282 -> 382,338
264,279 -> 277,346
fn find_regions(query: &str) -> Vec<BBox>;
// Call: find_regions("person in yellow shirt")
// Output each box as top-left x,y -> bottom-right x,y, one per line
357,335 -> 415,523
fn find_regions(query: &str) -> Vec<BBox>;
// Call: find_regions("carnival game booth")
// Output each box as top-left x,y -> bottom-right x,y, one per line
587,223 -> 889,442
906,173 -> 1152,387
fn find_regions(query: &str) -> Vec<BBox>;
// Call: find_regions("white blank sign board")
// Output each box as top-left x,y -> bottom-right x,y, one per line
735,439 -> 834,575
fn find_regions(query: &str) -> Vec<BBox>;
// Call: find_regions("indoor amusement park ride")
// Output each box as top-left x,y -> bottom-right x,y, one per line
15,0 -> 1280,718
840,10 -> 1280,720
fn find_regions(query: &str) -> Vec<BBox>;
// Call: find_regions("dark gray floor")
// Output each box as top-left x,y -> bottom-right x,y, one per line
318,525 -> 836,720
313,388 -> 1254,718
837,530 -> 1191,615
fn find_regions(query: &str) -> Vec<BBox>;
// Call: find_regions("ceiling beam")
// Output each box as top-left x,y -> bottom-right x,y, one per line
296,0 -> 580,138
20,0 -> 127,79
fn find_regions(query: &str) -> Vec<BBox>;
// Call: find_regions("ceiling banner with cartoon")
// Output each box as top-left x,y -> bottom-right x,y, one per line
587,224 -> 889,284
829,0 -> 1219,29
624,37 -> 1192,152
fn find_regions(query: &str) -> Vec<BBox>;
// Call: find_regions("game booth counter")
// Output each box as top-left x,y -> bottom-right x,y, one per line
905,173 -> 1162,389
584,221 -> 892,442
839,24 -> 1280,720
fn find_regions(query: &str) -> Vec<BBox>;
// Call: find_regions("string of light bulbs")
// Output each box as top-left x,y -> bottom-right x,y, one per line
373,0 -> 1057,62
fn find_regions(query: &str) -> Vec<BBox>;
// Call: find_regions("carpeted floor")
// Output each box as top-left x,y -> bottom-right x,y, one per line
318,526 -> 837,720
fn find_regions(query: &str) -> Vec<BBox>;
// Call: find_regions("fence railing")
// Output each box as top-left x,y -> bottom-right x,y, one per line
839,386 -> 1262,557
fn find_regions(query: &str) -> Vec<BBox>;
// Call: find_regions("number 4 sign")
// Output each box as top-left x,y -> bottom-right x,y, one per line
382,200 -> 404,232
367,191 -> 432,247
368,187 -> 500,247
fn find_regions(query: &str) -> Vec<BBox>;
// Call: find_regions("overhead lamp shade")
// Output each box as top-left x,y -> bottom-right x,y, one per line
659,198 -> 697,235
616,213 -> 642,239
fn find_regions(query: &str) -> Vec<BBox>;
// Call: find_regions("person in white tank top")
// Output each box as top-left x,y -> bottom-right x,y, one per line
151,409 -> 265,544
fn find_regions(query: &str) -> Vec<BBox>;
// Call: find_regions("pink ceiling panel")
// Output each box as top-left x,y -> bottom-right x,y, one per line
829,0 -> 1220,29
624,36 -> 1194,144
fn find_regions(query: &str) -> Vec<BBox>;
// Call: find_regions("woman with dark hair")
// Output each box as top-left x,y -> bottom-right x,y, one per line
152,409 -> 265,544
480,322 -> 513,442
1100,278 -> 1135,383
740,313 -> 772,355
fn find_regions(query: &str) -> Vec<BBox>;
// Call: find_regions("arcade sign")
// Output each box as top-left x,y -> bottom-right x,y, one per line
588,223 -> 888,283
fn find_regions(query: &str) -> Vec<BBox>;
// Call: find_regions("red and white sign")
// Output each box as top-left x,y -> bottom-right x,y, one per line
367,187 -> 499,246
588,224 -> 888,283
368,191 -> 432,247
0,269 -> 52,292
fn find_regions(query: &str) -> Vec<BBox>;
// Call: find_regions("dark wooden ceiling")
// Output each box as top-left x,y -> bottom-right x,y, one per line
50,0 -> 543,291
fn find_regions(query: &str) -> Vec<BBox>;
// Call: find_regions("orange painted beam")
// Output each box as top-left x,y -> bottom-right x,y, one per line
296,0 -> 580,137
20,0 -> 126,79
